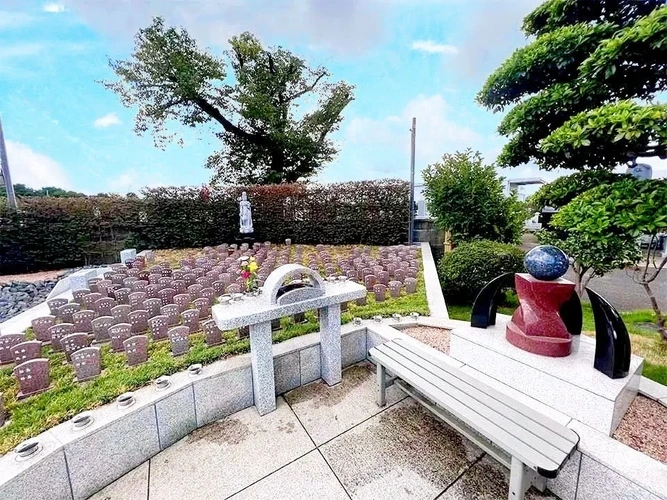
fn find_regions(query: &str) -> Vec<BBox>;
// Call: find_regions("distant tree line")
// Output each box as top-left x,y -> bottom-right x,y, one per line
0,184 -> 86,198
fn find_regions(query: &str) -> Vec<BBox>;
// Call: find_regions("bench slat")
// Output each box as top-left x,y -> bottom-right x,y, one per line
371,346 -> 569,474
384,341 -> 575,457
393,338 -> 576,443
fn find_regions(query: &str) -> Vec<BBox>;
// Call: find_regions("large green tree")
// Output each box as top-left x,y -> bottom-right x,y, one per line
0,184 -> 85,198
477,0 -> 667,171
103,17 -> 354,185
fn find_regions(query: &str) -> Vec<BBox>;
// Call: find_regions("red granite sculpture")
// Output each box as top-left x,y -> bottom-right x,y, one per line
506,273 -> 576,357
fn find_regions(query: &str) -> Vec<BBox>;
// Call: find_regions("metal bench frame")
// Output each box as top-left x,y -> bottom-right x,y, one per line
371,338 -> 579,500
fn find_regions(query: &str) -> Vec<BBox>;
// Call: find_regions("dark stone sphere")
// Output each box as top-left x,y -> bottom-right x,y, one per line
524,245 -> 569,281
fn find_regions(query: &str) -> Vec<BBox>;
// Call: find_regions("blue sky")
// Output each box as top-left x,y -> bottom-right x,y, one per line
1,0 -> 660,196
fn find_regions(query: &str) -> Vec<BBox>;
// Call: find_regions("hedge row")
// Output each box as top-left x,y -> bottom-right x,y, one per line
0,180 -> 409,274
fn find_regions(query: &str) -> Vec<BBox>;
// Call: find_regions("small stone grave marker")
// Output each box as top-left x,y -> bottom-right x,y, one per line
159,287 -> 176,306
46,299 -> 67,316
128,309 -> 149,334
56,303 -> 81,323
109,323 -> 132,352
129,291 -> 148,311
113,287 -> 131,305
202,319 -> 224,347
62,333 -> 90,362
172,280 -> 187,294
48,324 -> 74,351
373,284 -> 387,302
94,297 -> 117,317
72,289 -> 91,306
388,281 -> 402,298
173,293 -> 190,313
91,316 -> 115,343
71,347 -> 102,382
124,335 -> 149,366
161,304 -> 180,326
394,269 -> 406,283
14,358 -> 50,398
181,309 -> 200,333
31,316 -> 56,343
82,292 -> 102,310
111,304 -> 131,324
143,298 -> 163,318
148,315 -> 169,341
187,284 -> 203,301
363,274 -> 377,291
168,326 -> 190,356
193,297 -> 211,319
73,310 -> 95,334
404,277 -> 417,294
10,340 -> 42,366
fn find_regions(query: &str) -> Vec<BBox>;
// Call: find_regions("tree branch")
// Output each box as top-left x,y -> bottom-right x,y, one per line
286,72 -> 326,101
193,97 -> 269,145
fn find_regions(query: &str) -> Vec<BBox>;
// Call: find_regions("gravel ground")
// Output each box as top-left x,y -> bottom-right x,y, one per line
613,395 -> 667,464
0,269 -> 66,285
402,326 -> 451,355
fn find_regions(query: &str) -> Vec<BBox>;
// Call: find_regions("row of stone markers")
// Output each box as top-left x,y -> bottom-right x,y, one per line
0,242 -> 420,400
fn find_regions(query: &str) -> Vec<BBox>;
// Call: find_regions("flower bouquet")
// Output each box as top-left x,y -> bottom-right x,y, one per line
239,256 -> 259,293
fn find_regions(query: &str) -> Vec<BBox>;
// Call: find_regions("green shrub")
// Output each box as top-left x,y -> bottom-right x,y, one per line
423,149 -> 529,245
439,240 -> 525,304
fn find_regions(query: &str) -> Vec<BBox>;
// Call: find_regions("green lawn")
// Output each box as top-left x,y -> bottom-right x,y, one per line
448,301 -> 667,386
0,245 -> 429,454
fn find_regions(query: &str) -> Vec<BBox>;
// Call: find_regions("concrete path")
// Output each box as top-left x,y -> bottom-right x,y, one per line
90,363 -> 558,500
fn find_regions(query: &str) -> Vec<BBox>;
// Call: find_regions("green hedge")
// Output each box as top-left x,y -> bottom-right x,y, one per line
0,180 -> 409,274
439,240 -> 525,304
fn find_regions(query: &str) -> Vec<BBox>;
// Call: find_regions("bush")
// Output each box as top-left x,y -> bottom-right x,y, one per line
439,240 -> 525,304
0,180 -> 409,274
423,149 -> 528,245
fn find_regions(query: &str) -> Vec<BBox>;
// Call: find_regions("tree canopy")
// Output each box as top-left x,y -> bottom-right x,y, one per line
478,0 -> 667,171
423,149 -> 528,245
103,17 -> 354,185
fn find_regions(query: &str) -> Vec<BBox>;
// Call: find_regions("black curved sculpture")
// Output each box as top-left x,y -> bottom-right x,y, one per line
586,287 -> 631,379
470,272 -> 516,328
559,291 -> 582,337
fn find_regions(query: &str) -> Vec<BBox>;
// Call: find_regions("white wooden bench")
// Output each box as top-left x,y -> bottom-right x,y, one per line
369,338 -> 579,500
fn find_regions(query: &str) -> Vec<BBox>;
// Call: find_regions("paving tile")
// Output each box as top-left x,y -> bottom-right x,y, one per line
229,450 -> 349,500
148,397 -> 314,500
320,399 -> 483,500
576,455 -> 660,500
88,462 -> 149,500
438,455 -> 558,500
285,362 -> 405,445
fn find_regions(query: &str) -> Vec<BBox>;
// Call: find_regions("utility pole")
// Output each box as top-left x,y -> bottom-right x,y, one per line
408,117 -> 416,245
0,116 -> 17,210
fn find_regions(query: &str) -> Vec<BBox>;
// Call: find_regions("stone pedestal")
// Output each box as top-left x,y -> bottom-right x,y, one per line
450,317 -> 644,435
237,234 -> 256,249
506,273 -> 575,357
319,304 -> 342,386
250,321 -> 275,415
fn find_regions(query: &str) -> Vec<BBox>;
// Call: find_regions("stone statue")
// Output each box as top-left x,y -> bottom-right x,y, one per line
239,191 -> 254,234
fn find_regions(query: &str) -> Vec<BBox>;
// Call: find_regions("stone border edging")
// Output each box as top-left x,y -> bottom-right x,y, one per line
0,322 -> 370,500
639,376 -> 667,407
419,242 -> 448,319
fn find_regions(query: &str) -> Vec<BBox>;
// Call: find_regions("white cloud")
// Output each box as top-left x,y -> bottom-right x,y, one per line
93,113 -> 121,128
43,3 -> 65,13
4,140 -> 71,189
411,40 -> 459,55
108,169 -> 166,194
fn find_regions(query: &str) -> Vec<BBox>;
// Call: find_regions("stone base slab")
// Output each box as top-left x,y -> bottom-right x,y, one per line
449,315 -> 643,435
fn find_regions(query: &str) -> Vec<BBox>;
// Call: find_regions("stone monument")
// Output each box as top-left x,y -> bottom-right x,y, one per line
237,191 -> 255,247
506,245 -> 576,357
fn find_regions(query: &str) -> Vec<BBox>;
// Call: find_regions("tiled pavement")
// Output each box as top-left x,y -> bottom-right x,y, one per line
89,363 -> 560,500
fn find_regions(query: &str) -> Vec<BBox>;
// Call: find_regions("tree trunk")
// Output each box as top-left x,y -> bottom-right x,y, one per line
270,149 -> 286,182
641,282 -> 667,341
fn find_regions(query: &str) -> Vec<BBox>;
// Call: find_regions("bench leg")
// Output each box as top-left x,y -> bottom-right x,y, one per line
377,363 -> 386,407
508,456 -> 527,500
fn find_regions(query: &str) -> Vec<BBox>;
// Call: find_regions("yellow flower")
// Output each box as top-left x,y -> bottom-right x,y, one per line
248,261 -> 258,272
